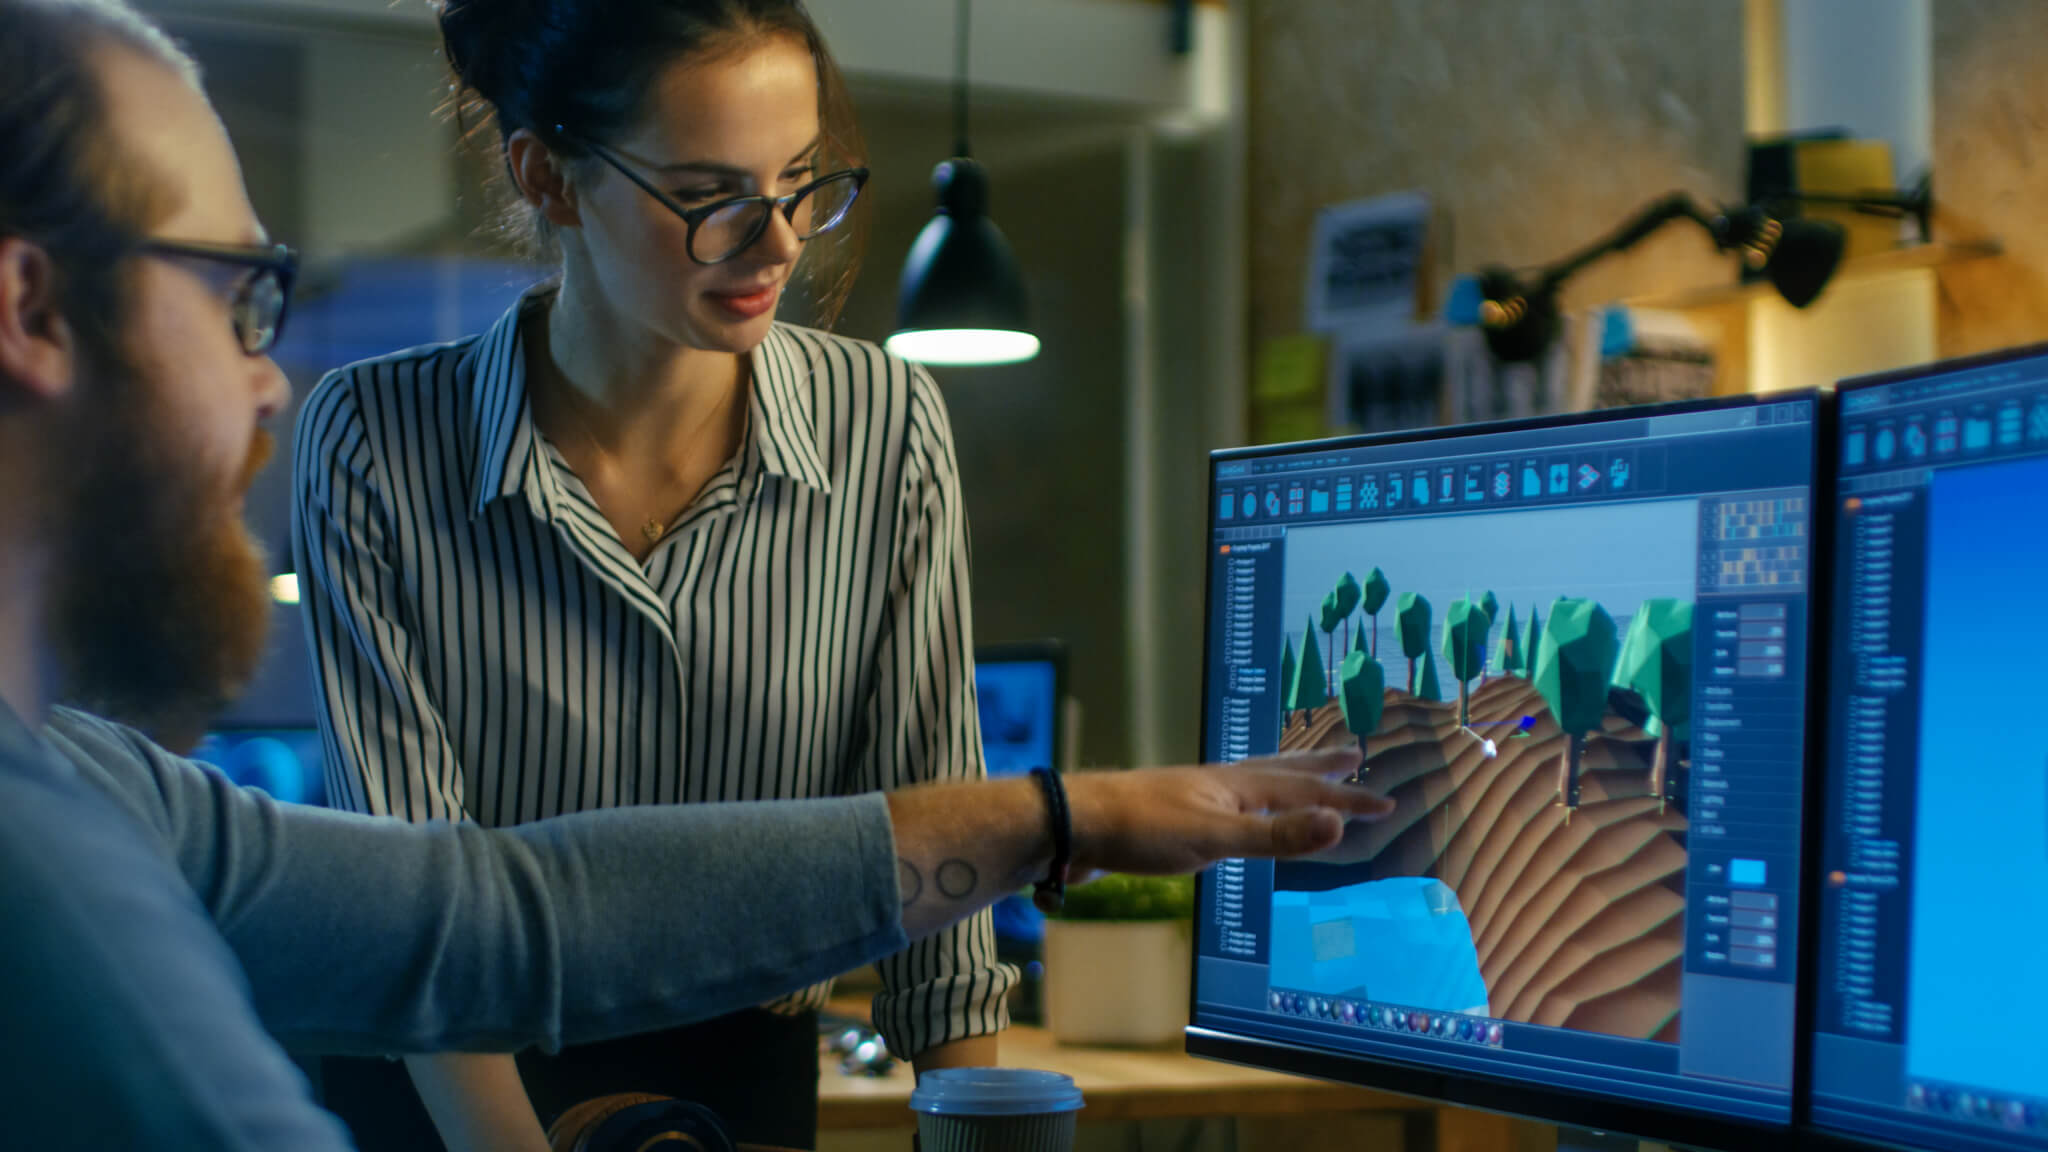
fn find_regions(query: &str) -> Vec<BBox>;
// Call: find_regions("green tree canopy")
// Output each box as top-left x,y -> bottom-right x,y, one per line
1496,603 -> 1523,674
1397,592 -> 1433,660
1443,599 -> 1489,684
1532,598 -> 1619,737
1412,650 -> 1442,701
1362,567 -> 1390,616
1334,572 -> 1363,620
1613,600 -> 1694,738
1289,618 -> 1330,712
1279,634 -> 1298,712
1338,652 -> 1385,743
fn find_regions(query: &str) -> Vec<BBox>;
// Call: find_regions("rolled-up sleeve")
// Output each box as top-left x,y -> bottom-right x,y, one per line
43,709 -> 910,1057
858,367 -> 1016,1058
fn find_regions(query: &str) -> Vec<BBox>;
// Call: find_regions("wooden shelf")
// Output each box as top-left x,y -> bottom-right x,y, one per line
1622,239 -> 2003,311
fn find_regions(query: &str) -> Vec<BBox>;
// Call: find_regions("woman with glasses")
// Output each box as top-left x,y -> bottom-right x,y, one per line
292,1 -> 1007,1148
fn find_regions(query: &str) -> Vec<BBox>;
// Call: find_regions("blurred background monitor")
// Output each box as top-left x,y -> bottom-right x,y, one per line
190,727 -> 326,808
975,640 -> 1069,1021
1809,348 -> 2048,1152
1188,393 -> 1824,1150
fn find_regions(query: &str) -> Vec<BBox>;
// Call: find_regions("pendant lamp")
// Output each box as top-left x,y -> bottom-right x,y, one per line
884,0 -> 1040,365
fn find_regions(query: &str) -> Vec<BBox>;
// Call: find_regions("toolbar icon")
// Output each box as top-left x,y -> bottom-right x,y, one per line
1413,471 -> 1431,507
1964,416 -> 1992,452
1360,476 -> 1380,510
1845,427 -> 1867,466
1904,419 -> 1928,459
1521,461 -> 1542,497
1610,456 -> 1631,490
1548,462 -> 1570,495
1492,464 -> 1513,499
1388,472 -> 1405,508
1874,426 -> 1896,463
1576,463 -> 1602,492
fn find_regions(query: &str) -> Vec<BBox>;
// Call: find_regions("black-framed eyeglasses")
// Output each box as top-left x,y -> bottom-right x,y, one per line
134,238 -> 297,355
561,127 -> 869,266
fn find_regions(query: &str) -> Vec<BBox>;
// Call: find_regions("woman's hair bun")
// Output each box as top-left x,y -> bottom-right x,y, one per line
436,0 -> 547,122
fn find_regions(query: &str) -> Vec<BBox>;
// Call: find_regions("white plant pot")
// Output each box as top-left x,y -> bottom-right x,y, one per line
1042,918 -> 1192,1046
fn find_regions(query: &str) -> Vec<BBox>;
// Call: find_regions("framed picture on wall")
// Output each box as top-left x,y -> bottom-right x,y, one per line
1326,322 -> 1447,435
1303,190 -> 1429,333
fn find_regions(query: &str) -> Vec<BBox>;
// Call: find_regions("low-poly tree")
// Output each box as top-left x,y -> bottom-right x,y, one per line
1279,634 -> 1299,728
1613,600 -> 1694,812
1337,651 -> 1385,758
1412,650 -> 1442,702
1477,589 -> 1501,683
1496,603 -> 1524,676
1334,572 -> 1363,660
1532,598 -> 1619,817
1525,603 -> 1545,676
1442,598 -> 1489,727
1361,567 -> 1391,658
1289,617 -> 1329,714
1319,592 -> 1344,686
1396,592 -> 1433,691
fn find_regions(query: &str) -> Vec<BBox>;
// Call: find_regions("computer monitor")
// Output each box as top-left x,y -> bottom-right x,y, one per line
976,641 -> 1066,781
1188,394 -> 1823,1148
1809,348 -> 2048,1151
190,727 -> 326,807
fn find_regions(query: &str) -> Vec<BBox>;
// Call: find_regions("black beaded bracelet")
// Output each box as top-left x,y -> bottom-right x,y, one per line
1028,766 -> 1072,914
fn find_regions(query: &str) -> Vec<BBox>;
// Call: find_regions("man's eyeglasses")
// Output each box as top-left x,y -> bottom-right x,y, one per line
561,128 -> 869,266
135,239 -> 297,356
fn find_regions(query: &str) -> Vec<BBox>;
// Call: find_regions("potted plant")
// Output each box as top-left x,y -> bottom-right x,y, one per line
1039,873 -> 1195,1046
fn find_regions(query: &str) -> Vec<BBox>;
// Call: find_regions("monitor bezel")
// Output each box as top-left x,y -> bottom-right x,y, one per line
1796,345 -> 2048,1152
1188,390 -> 1831,1152
975,639 -> 1069,776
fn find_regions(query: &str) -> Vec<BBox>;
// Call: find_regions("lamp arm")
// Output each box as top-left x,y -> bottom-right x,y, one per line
1535,191 -> 1717,293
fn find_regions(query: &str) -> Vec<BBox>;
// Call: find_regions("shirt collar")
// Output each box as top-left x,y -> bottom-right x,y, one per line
465,290 -> 832,520
746,325 -> 833,495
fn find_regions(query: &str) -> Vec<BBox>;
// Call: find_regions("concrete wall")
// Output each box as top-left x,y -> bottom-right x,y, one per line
1931,0 -> 2048,359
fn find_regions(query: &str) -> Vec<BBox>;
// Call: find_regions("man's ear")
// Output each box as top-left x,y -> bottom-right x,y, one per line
506,129 -> 582,231
0,236 -> 77,404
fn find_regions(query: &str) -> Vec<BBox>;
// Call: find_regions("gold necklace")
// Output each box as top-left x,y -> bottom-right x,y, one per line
535,363 -> 742,550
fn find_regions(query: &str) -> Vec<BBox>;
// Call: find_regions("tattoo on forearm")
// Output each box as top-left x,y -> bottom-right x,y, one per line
936,859 -> 978,900
898,859 -> 923,907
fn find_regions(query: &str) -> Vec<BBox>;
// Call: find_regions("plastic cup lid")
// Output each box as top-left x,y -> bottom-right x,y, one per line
908,1067 -> 1085,1116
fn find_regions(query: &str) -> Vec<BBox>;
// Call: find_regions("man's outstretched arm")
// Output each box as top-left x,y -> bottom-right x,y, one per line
48,709 -> 1381,1061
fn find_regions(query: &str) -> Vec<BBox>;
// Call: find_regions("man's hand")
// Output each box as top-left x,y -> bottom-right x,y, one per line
1065,747 -> 1390,875
886,747 -> 1391,943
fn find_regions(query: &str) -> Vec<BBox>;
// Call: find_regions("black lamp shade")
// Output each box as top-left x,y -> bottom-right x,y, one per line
887,158 -> 1040,365
1766,216 -> 1847,309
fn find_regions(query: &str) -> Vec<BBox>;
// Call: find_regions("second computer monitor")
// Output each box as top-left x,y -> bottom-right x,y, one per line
1189,394 -> 1822,1146
1811,349 -> 2048,1152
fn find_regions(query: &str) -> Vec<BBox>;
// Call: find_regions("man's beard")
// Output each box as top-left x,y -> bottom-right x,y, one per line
50,332 -> 276,752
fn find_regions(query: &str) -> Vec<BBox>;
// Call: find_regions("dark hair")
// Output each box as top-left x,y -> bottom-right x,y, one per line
438,0 -> 866,326
0,0 -> 198,353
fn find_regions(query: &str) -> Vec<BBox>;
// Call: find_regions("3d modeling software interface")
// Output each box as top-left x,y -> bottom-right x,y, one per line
1193,398 -> 1817,1123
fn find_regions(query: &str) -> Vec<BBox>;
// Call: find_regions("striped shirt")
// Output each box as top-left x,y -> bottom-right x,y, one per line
291,287 -> 1011,1056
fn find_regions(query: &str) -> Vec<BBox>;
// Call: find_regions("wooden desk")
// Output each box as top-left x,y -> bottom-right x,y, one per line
816,1002 -> 1427,1133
